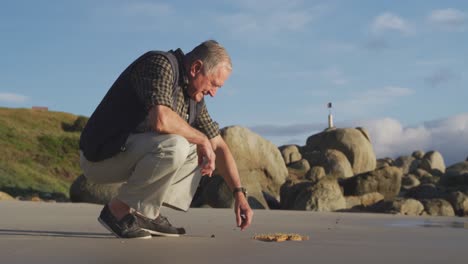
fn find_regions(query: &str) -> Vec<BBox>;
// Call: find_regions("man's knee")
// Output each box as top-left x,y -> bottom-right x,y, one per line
157,134 -> 191,166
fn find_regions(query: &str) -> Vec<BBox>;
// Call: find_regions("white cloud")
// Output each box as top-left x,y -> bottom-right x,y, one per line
357,113 -> 468,166
428,8 -> 467,31
371,12 -> 412,34
0,92 -> 29,104
217,2 -> 327,38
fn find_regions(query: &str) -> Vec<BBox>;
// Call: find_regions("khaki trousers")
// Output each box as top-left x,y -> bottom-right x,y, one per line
79,133 -> 202,219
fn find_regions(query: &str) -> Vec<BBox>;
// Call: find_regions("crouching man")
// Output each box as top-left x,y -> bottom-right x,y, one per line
79,40 -> 253,239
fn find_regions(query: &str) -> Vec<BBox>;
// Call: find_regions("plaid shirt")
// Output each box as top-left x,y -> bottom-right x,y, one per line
130,49 -> 220,139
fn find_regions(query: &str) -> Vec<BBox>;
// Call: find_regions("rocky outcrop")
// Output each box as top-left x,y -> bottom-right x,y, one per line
420,151 -> 446,176
368,198 -> 425,216
280,178 -> 346,211
393,156 -> 419,174
279,145 -> 302,165
447,192 -> 468,216
198,126 -> 288,209
421,199 -> 455,216
304,127 -> 376,175
441,161 -> 468,186
0,191 -> 14,201
341,166 -> 403,200
70,174 -> 120,204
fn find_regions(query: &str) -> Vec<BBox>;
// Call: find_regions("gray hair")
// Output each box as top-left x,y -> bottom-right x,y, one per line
185,40 -> 232,75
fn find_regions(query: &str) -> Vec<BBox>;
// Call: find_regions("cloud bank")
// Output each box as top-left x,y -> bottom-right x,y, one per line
251,113 -> 468,166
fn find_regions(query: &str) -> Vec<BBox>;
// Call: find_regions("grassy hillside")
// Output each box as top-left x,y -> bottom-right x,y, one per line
0,107 -> 86,200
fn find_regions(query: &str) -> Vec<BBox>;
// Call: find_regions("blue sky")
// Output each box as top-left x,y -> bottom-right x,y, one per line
1,0 -> 467,164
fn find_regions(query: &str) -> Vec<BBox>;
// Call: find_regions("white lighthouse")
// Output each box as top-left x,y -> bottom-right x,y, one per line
327,102 -> 334,128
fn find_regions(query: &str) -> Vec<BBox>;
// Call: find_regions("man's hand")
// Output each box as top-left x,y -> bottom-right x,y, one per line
196,140 -> 216,177
234,193 -> 253,230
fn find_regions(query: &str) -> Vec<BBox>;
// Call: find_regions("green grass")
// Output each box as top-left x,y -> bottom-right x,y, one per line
0,107 -> 86,199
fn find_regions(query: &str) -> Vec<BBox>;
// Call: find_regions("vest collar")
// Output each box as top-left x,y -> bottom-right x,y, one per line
171,48 -> 189,93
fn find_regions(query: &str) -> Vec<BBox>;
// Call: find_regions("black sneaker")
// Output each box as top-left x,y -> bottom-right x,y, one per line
135,213 -> 186,237
98,205 -> 152,239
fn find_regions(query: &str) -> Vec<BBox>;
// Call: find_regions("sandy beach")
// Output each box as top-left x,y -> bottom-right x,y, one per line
0,201 -> 467,264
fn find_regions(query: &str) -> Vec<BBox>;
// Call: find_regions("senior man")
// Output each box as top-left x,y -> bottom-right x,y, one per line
79,40 -> 253,239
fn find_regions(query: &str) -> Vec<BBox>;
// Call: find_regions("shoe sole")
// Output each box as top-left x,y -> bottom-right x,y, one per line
98,217 -> 152,239
140,228 -> 182,237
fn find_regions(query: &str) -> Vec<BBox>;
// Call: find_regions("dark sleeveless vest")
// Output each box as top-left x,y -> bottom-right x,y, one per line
79,50 -> 200,162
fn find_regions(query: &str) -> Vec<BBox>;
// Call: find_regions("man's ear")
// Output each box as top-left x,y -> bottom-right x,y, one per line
190,60 -> 203,77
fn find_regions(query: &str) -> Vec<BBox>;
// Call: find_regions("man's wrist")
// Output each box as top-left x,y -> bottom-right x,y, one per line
233,187 -> 247,198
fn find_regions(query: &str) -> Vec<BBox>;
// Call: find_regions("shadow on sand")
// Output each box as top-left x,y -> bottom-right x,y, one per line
0,229 -> 113,239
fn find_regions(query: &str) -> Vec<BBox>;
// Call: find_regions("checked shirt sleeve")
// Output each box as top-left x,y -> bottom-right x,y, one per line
130,54 -> 174,111
195,99 -> 220,139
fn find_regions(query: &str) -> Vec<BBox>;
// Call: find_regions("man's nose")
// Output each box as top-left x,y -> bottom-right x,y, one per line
208,88 -> 218,97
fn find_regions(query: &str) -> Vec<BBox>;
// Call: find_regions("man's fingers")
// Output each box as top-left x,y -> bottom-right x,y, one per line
235,209 -> 242,227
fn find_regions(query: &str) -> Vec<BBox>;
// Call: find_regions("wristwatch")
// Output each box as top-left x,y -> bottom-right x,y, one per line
232,187 -> 247,197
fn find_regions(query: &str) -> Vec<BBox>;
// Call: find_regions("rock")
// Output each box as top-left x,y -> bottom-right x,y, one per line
279,145 -> 302,165
405,184 -> 446,200
70,174 -> 121,204
421,199 -> 455,216
318,149 -> 354,179
287,159 -> 310,180
420,151 -> 446,176
345,192 -> 384,209
0,191 -> 14,201
280,180 -> 312,210
401,174 -> 421,189
367,198 -> 425,216
419,174 -> 440,185
200,126 -> 288,209
412,150 -> 425,159
200,174 -> 269,209
305,166 -> 326,182
291,178 -> 346,211
413,169 -> 431,178
392,198 -> 425,216
376,158 -> 393,168
447,192 -> 468,216
341,166 -> 402,200
441,161 -> 468,187
305,127 -> 376,175
394,156 -> 419,174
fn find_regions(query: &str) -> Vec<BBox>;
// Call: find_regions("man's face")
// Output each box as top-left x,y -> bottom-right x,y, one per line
187,62 -> 231,102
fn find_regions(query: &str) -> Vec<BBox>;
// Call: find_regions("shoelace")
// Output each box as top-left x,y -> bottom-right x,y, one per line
156,215 -> 172,226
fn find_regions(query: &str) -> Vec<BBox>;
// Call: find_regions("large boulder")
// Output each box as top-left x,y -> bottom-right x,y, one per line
345,192 -> 384,209
393,156 -> 419,174
317,149 -> 354,179
341,166 -> 402,200
447,192 -> 468,216
279,145 -> 302,165
368,198 -> 424,216
420,151 -> 446,176
287,159 -> 310,180
421,199 -> 455,216
280,178 -> 346,211
199,126 -> 288,209
405,184 -> 446,200
0,191 -> 14,201
441,161 -> 468,186
70,174 -> 121,204
304,127 -> 376,175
